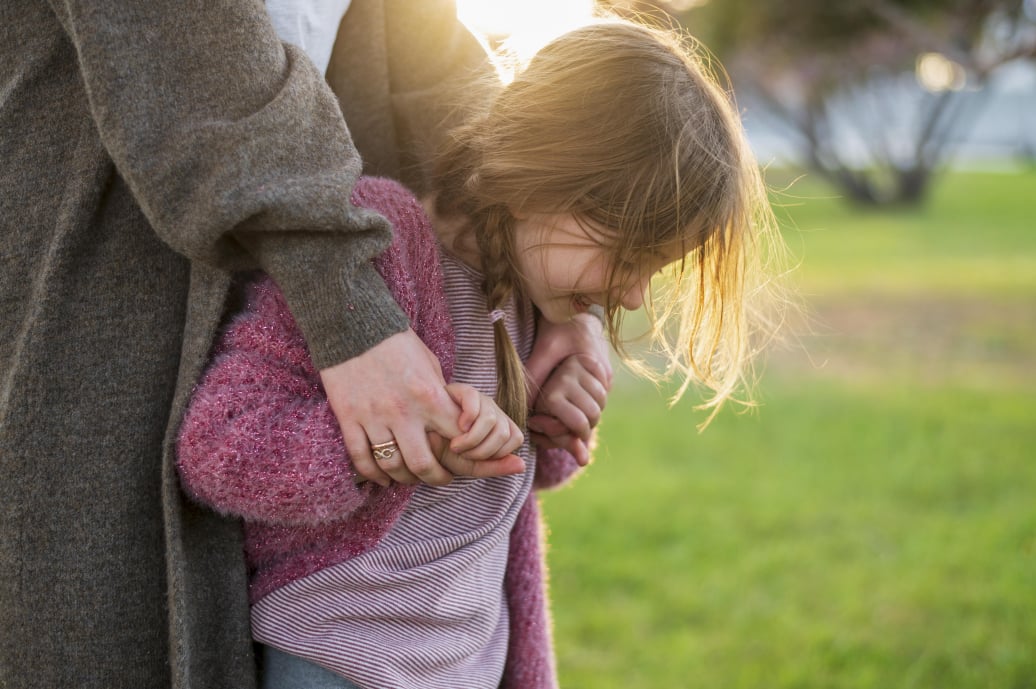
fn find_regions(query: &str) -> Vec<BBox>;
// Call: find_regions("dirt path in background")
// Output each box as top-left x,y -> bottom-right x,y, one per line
769,294 -> 1036,386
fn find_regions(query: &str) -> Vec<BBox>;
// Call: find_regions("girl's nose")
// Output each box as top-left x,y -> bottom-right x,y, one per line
619,274 -> 651,311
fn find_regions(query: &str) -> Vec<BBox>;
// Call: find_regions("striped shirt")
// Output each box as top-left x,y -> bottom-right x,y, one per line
251,250 -> 537,688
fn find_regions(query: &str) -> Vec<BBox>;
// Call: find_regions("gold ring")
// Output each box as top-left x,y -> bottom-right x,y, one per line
370,440 -> 399,462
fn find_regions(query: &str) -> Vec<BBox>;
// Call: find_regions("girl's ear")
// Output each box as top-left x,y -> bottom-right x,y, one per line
509,206 -> 529,221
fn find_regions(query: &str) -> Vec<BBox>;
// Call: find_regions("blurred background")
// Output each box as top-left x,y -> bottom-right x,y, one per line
458,1 -> 1036,687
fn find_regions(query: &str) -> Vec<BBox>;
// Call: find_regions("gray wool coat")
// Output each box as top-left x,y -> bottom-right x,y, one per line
0,1 -> 491,687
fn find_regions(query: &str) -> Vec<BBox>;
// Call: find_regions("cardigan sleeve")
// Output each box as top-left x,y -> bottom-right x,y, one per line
533,445 -> 588,491
176,178 -> 452,527
44,0 -> 407,368
176,277 -> 375,527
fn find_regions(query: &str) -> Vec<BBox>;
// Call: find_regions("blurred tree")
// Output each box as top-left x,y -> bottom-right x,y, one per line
603,0 -> 1036,205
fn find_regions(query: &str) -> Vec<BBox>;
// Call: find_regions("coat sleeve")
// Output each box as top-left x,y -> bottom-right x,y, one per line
176,178 -> 453,527
383,0 -> 499,193
45,0 -> 407,369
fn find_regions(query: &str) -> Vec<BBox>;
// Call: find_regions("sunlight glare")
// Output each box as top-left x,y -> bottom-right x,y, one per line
457,0 -> 597,59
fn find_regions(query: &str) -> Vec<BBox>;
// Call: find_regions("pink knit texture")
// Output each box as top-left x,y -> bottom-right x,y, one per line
176,177 -> 582,689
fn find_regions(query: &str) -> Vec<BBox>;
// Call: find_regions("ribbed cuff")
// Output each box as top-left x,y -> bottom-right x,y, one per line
235,203 -> 411,371
273,258 -> 410,371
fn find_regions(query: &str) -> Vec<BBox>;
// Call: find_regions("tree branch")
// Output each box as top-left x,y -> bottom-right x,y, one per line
860,0 -> 978,67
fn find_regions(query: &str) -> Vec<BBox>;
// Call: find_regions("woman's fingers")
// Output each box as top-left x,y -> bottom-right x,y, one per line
341,423 -> 391,487
388,424 -> 453,486
438,450 -> 526,479
320,330 -> 463,486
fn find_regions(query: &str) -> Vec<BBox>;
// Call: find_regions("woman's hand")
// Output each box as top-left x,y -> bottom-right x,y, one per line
320,329 -> 521,486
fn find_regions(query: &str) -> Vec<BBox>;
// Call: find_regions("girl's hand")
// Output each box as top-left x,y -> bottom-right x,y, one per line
525,312 -> 613,395
445,383 -> 525,461
527,354 -> 608,465
525,312 -> 612,465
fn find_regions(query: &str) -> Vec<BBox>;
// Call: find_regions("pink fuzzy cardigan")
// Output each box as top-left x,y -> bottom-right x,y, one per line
176,177 -> 581,689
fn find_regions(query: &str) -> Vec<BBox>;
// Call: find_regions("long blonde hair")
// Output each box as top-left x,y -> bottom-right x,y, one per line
433,19 -> 787,427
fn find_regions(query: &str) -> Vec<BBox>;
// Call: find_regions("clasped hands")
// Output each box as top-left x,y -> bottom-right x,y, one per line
320,314 -> 611,487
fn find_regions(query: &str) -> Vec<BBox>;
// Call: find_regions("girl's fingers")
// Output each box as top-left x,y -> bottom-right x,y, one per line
458,413 -> 507,459
450,407 -> 494,453
542,386 -> 601,441
566,436 -> 591,466
443,386 -> 527,460
527,414 -> 568,438
547,357 -> 607,439
575,354 -> 612,399
448,388 -> 507,455
463,416 -> 523,460
445,382 -> 480,433
578,364 -> 609,410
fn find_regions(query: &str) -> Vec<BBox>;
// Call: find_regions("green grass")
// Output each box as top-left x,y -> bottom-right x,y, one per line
541,170 -> 1036,688
770,169 -> 1036,296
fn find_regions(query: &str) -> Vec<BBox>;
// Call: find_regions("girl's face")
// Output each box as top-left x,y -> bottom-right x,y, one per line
513,213 -> 678,324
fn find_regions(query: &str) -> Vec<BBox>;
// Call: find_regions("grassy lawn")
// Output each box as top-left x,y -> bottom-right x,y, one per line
771,169 -> 1036,297
541,170 -> 1036,688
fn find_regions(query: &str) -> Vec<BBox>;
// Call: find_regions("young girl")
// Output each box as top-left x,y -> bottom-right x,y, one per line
176,18 -> 783,689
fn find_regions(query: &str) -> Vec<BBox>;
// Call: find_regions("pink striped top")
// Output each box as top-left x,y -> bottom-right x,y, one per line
251,250 -> 537,689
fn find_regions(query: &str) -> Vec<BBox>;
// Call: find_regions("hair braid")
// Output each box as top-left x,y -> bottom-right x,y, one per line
473,207 -> 529,429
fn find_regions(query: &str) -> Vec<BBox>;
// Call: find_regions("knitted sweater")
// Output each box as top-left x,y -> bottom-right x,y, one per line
177,178 -> 582,689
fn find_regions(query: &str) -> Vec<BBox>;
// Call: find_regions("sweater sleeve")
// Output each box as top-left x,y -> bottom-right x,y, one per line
45,0 -> 406,368
176,178 -> 452,527
176,277 -> 373,527
533,445 -> 588,491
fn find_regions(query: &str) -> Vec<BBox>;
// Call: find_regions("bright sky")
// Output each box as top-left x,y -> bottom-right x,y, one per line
456,0 -> 597,58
